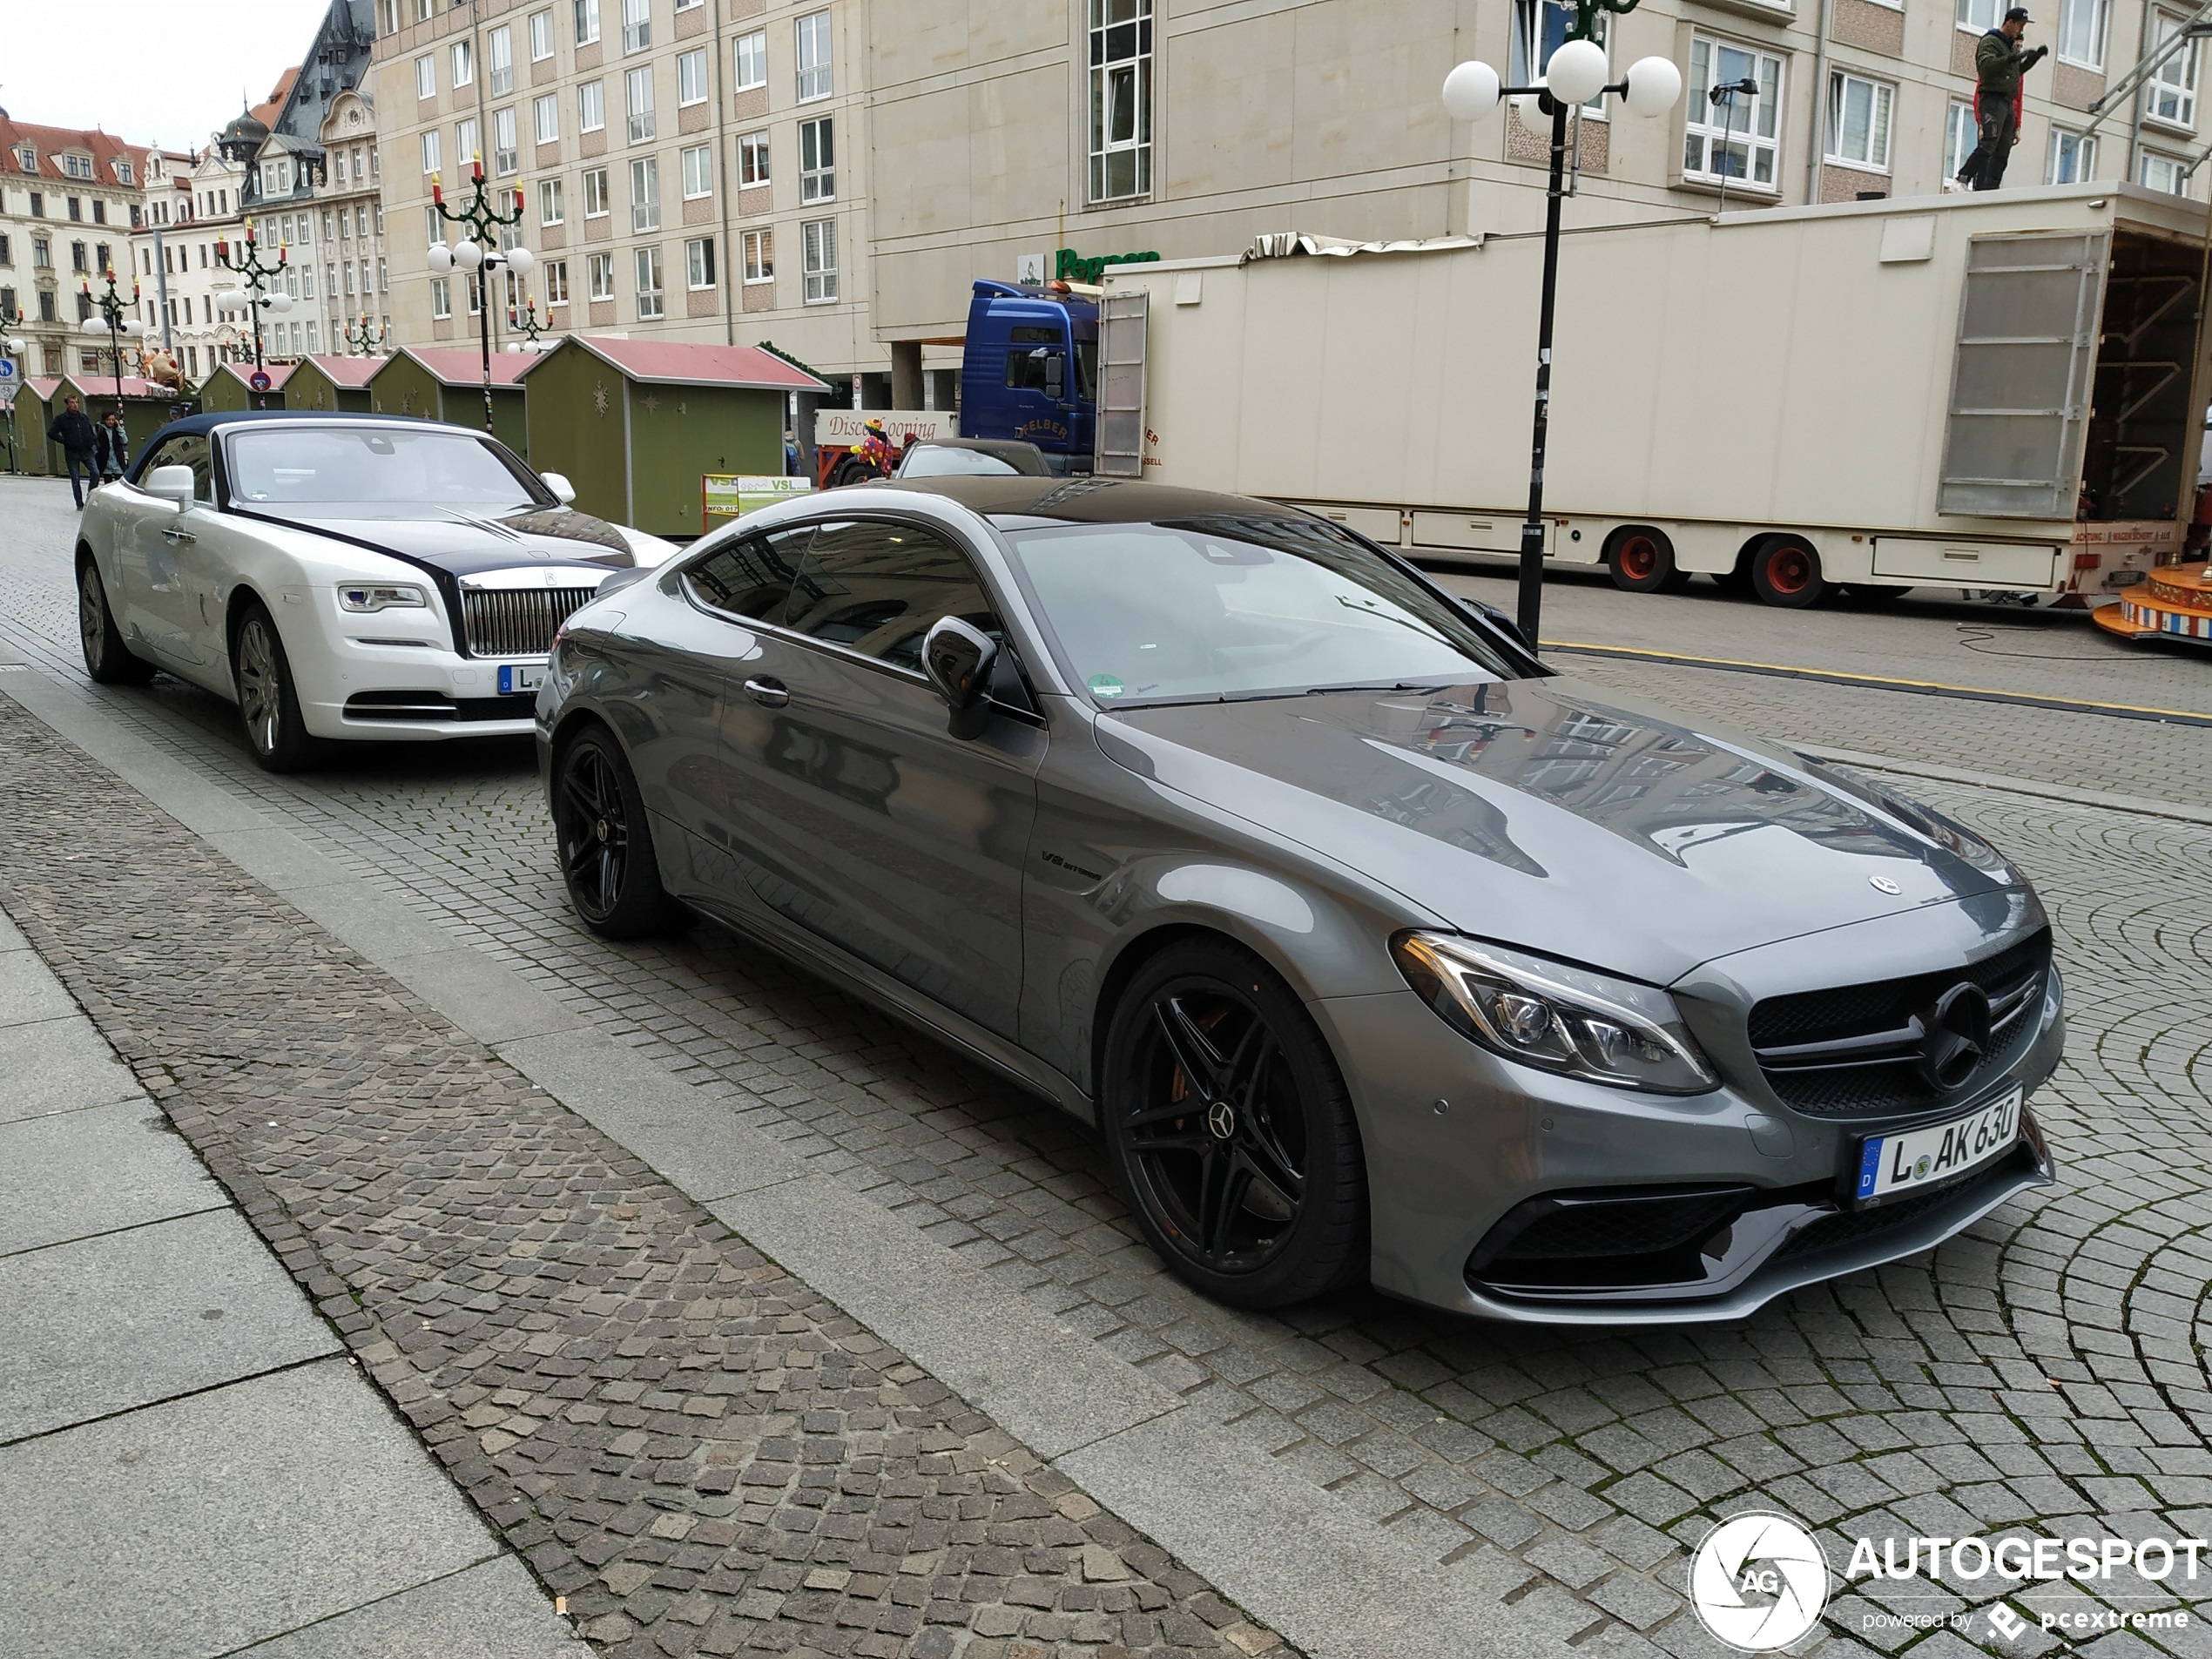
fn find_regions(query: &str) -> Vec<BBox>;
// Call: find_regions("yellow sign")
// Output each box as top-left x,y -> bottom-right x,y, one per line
702,474 -> 812,528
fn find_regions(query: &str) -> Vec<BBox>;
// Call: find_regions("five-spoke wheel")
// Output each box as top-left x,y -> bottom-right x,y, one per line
553,723 -> 676,938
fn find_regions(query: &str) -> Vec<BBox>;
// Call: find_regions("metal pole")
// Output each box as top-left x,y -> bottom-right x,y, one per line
1516,94 -> 1570,647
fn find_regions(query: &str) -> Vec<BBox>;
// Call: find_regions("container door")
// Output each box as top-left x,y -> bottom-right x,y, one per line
1938,232 -> 2107,519
1094,289 -> 1149,477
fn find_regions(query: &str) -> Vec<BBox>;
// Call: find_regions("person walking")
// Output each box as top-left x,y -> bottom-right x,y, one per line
1957,7 -> 2047,190
94,410 -> 131,482
47,395 -> 99,509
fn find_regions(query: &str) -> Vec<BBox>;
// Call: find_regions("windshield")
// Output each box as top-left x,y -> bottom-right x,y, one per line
1001,516 -> 1518,705
901,447 -> 1022,477
226,427 -> 546,510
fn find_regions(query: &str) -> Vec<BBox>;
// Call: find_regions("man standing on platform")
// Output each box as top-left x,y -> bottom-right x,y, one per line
1957,8 -> 2048,190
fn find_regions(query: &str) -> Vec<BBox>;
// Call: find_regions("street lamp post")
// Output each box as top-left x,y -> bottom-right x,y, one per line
1442,8 -> 1683,647
212,220 -> 293,406
80,265 -> 148,413
427,159 -> 532,432
504,293 -> 547,352
341,313 -> 388,355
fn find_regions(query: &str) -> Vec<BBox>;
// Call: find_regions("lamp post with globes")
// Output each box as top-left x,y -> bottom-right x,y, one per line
212,219 -> 293,407
427,159 -> 532,433
505,293 -> 547,353
341,313 -> 388,355
1441,5 -> 1682,645
79,264 -> 148,414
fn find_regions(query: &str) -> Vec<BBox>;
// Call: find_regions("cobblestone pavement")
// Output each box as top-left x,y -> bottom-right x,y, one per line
3,475 -> 2210,1656
0,697 -> 1288,1659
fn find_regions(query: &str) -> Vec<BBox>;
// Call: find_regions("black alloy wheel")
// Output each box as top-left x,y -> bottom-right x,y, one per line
553,723 -> 676,938
78,556 -> 155,685
1103,941 -> 1367,1308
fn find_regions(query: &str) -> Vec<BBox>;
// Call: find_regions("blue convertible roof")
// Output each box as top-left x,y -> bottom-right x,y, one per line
123,408 -> 472,485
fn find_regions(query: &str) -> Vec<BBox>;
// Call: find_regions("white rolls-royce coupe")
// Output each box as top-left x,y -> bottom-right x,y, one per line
75,411 -> 677,770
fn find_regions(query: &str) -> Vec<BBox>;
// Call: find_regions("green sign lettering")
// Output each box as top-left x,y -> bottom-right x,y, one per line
1055,246 -> 1162,285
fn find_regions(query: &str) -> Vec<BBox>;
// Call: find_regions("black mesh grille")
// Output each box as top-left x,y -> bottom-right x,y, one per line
1469,1185 -> 1757,1291
1770,1149 -> 2032,1264
1498,1190 -> 1750,1262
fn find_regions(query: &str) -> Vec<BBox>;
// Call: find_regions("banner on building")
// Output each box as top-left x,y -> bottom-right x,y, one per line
813,408 -> 956,449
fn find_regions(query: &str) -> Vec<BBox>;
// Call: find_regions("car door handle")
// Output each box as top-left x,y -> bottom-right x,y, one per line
161,526 -> 196,543
743,677 -> 789,707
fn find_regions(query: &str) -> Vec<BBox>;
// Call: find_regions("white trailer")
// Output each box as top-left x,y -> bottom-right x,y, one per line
1093,185 -> 2212,609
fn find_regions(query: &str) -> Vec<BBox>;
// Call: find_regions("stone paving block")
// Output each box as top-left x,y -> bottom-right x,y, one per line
0,1098 -> 224,1258
241,1555 -> 592,1658
0,1015 -> 139,1123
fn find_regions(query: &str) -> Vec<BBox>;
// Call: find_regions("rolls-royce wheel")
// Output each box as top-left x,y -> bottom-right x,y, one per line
78,556 -> 156,685
233,601 -> 317,772
552,722 -> 676,938
1102,940 -> 1367,1308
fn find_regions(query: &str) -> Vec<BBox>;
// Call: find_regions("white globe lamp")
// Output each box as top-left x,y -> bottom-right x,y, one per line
267,290 -> 294,314
1511,78 -> 1548,124
452,239 -> 483,272
1544,38 -> 1610,108
504,245 -> 536,278
1622,56 -> 1685,118
1440,61 -> 1502,123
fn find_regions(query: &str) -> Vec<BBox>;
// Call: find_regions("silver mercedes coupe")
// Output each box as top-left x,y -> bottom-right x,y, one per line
536,476 -> 2061,1324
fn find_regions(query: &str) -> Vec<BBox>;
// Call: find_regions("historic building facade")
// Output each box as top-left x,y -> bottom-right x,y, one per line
0,114 -> 149,381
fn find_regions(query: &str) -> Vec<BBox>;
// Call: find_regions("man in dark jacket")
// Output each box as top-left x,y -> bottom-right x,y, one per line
48,395 -> 98,509
1957,8 -> 2047,190
93,410 -> 130,481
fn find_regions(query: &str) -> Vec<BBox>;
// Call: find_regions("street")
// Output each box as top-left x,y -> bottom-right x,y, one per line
3,470 -> 2208,1658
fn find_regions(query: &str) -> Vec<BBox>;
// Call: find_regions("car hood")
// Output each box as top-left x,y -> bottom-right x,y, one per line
239,502 -> 637,577
1096,674 -> 2024,986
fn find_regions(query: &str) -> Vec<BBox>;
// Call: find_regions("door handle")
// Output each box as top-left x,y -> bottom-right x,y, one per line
743,676 -> 789,707
161,526 -> 196,543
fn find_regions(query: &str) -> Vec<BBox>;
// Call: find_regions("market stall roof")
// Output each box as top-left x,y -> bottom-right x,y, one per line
26,379 -> 63,401
68,376 -> 179,399
301,354 -> 383,387
522,335 -> 829,392
400,347 -> 531,388
210,361 -> 297,392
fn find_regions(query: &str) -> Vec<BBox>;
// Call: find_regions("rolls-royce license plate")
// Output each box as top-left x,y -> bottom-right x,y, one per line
1853,1085 -> 2022,1206
497,663 -> 548,695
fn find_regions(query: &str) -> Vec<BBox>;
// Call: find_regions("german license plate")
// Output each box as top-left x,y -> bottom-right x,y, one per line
497,662 -> 548,695
1853,1085 -> 2022,1205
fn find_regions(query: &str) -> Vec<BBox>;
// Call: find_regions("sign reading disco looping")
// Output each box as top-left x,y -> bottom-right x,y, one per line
1690,1514 -> 1832,1652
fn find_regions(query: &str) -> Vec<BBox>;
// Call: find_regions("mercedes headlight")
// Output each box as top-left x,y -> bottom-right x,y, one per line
337,582 -> 427,612
1392,932 -> 1716,1095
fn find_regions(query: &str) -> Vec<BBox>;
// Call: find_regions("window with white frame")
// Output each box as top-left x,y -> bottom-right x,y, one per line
2058,0 -> 2107,68
1825,70 -> 1893,168
2047,126 -> 2097,180
735,29 -> 766,89
530,9 -> 554,58
682,144 -> 712,198
678,48 -> 709,105
636,245 -> 664,316
631,156 -> 659,230
685,237 -> 715,288
2141,148 -> 2188,191
489,24 -> 514,92
743,227 -> 772,282
457,117 -> 479,167
535,175 -> 564,225
423,204 -> 442,246
416,54 -> 436,98
1944,98 -> 1977,180
583,165 -> 610,215
574,0 -> 599,44
799,117 -> 833,200
2148,10 -> 2197,126
544,259 -> 569,303
1089,0 -> 1152,201
1683,35 -> 1784,189
623,0 -> 650,52
431,275 -> 451,316
801,216 -> 836,302
588,250 -> 615,298
796,10 -> 833,100
626,67 -> 656,142
494,108 -> 519,174
738,130 -> 769,185
1510,0 -> 1609,111
421,130 -> 442,174
579,80 -> 605,132
536,94 -> 560,145
1956,0 -> 2000,30
452,38 -> 473,85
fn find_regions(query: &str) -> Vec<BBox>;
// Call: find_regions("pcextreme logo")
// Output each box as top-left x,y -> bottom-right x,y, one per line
1689,1513 -> 1831,1652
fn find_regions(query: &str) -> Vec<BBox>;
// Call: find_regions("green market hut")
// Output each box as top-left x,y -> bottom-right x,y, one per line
11,374 -> 185,475
368,347 -> 529,455
200,361 -> 293,413
286,354 -> 380,414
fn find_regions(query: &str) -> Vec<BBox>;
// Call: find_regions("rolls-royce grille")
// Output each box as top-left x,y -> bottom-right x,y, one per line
461,585 -> 598,658
1747,929 -> 2051,1121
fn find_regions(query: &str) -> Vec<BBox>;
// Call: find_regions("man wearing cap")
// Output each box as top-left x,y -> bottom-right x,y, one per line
1958,7 -> 2048,190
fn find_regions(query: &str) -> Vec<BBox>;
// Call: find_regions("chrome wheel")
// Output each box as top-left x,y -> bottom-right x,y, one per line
556,738 -> 631,924
236,616 -> 284,758
78,564 -> 108,673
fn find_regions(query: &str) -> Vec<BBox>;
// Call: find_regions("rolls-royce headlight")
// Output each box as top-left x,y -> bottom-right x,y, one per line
337,582 -> 427,612
1392,932 -> 1717,1095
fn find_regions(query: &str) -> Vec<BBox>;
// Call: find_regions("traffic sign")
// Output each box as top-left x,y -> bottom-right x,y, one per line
250,369 -> 272,393
0,358 -> 17,382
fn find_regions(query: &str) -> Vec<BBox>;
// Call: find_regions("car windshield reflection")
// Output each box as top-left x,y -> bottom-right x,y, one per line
226,428 -> 545,513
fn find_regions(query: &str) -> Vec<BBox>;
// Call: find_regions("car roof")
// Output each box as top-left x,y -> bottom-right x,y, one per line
123,409 -> 494,483
869,475 -> 1302,525
910,438 -> 1042,456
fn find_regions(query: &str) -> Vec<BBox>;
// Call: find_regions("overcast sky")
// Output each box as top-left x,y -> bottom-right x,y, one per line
5,0 -> 339,156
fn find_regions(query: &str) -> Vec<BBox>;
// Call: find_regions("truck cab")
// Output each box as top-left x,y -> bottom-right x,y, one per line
958,280 -> 1098,473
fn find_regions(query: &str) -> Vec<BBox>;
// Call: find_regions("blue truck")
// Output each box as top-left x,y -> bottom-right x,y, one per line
957,280 -> 1099,474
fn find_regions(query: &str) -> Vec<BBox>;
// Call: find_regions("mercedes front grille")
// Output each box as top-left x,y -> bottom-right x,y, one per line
460,584 -> 600,658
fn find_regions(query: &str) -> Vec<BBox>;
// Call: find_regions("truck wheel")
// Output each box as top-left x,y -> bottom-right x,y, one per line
1605,528 -> 1689,594
1750,536 -> 1828,608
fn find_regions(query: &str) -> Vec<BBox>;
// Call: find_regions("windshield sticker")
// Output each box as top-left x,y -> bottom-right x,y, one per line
1088,673 -> 1126,699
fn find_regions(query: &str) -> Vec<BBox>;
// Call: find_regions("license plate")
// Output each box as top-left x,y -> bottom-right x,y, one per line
1853,1085 -> 2022,1205
497,662 -> 548,695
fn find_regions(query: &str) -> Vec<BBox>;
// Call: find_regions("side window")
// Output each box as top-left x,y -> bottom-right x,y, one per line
781,519 -> 1001,674
1002,326 -> 1064,395
683,526 -> 811,620
145,435 -> 214,501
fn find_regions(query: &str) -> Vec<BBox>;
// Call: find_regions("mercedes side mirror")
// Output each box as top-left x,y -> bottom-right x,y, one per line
541,470 -> 577,504
145,463 -> 197,512
921,616 -> 999,739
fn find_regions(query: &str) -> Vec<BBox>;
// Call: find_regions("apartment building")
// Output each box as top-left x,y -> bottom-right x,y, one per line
369,0 -> 889,399
861,0 -> 2212,344
0,113 -> 149,381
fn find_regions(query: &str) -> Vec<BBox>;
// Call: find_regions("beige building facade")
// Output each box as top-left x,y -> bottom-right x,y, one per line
861,0 -> 2212,343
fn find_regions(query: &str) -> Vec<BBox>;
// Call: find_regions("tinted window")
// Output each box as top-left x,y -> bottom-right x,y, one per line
899,446 -> 1020,478
1004,347 -> 1063,394
684,526 -> 810,620
143,434 -> 214,502
781,519 -> 1000,674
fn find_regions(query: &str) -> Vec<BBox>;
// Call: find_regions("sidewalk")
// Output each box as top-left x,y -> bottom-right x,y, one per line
0,904 -> 592,1658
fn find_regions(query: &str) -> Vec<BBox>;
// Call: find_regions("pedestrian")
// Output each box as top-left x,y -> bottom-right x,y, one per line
94,409 -> 131,482
784,427 -> 801,477
47,395 -> 98,509
1956,7 -> 2047,191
